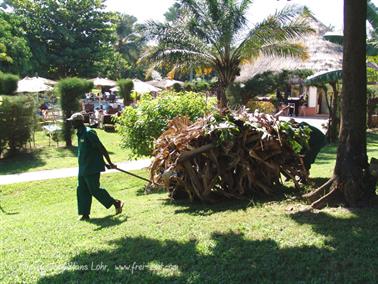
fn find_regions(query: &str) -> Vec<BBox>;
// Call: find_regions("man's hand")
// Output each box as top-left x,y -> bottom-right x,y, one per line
106,163 -> 117,169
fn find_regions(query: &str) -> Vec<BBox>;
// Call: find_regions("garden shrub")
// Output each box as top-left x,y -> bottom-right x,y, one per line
183,79 -> 211,92
226,83 -> 244,107
57,77 -> 93,147
172,82 -> 183,92
0,95 -> 34,157
0,72 -> 19,95
130,90 -> 140,102
116,91 -> 214,157
117,79 -> 134,106
246,100 -> 276,114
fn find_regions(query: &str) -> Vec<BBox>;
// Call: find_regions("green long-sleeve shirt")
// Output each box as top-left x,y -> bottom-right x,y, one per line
77,126 -> 105,176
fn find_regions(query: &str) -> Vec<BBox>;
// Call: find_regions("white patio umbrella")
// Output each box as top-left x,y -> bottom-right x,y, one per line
89,77 -> 117,87
146,79 -> 184,89
132,79 -> 161,93
16,77 -> 54,93
110,79 -> 161,94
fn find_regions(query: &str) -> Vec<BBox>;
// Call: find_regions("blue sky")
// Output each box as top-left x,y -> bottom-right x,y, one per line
105,0 -> 378,32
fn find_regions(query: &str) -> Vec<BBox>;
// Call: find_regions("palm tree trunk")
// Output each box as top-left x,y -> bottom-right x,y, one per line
216,85 -> 228,110
307,0 -> 376,208
329,82 -> 340,142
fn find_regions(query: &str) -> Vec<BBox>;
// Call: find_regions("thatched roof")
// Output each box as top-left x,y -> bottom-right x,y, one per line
236,16 -> 343,82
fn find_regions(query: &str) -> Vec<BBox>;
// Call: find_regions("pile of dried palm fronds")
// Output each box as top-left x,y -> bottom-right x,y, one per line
150,108 -> 310,202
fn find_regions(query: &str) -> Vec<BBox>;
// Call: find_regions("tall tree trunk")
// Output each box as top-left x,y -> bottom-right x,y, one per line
216,85 -> 228,110
305,0 -> 376,208
329,82 -> 340,142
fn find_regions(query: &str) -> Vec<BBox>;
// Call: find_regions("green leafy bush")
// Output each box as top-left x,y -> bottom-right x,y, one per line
242,69 -> 313,101
226,83 -> 244,107
0,72 -> 19,95
278,121 -> 311,154
172,82 -> 183,92
0,95 -> 34,157
117,79 -> 134,106
246,100 -> 276,114
57,77 -> 93,146
116,91 -> 214,157
183,79 -> 211,92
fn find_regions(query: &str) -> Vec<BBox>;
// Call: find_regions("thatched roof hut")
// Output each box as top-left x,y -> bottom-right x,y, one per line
236,16 -> 343,82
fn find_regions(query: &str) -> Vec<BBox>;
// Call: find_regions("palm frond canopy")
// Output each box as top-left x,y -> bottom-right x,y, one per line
141,0 -> 313,87
304,69 -> 342,86
237,15 -> 342,82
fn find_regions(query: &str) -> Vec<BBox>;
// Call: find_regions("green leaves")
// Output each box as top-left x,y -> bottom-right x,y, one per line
278,121 -> 311,154
0,71 -> 19,95
144,0 -> 312,108
116,91 -> 214,157
117,79 -> 134,106
0,11 -> 32,75
57,77 -> 93,146
239,5 -> 313,61
9,0 -> 116,78
0,95 -> 35,156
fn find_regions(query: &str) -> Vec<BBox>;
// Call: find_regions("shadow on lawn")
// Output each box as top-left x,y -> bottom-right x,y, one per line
162,184 -> 301,216
87,215 -> 128,231
38,206 -> 378,283
0,150 -> 46,175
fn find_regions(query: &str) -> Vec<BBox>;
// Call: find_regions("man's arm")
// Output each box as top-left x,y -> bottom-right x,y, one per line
87,131 -> 117,168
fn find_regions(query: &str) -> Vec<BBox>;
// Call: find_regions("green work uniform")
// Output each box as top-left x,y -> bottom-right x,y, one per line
76,126 -> 114,215
299,122 -> 327,171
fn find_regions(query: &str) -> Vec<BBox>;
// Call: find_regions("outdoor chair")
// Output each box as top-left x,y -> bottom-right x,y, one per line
288,103 -> 296,116
101,114 -> 115,131
84,103 -> 95,113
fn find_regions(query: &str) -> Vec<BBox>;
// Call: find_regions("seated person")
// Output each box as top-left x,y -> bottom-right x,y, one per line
94,106 -> 103,121
39,102 -> 49,119
110,102 -> 119,110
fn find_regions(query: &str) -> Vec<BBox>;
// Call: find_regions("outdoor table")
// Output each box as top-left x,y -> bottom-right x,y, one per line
42,124 -> 62,146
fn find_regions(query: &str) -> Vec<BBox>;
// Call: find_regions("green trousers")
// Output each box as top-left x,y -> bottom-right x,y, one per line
77,173 -> 115,215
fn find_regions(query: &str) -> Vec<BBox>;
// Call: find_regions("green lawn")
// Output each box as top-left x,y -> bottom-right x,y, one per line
1,132 -> 377,283
0,129 -> 135,175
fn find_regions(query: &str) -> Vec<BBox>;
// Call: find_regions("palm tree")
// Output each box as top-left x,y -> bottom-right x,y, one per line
305,0 -> 376,209
142,0 -> 313,108
324,0 -> 378,55
115,13 -> 147,69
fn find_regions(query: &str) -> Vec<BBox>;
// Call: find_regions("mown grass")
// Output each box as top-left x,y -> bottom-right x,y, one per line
1,132 -> 377,283
0,129 -> 134,175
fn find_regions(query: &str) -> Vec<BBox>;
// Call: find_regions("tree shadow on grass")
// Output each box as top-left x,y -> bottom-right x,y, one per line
64,145 -> 78,156
37,207 -> 378,283
0,150 -> 46,175
288,206 -> 378,282
164,199 -> 252,216
162,184 -> 301,216
87,215 -> 128,231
